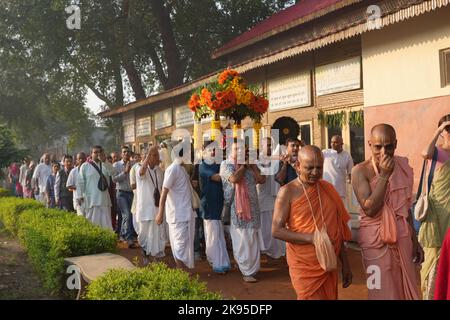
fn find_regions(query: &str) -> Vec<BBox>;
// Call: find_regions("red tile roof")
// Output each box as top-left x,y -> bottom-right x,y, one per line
212,0 -> 360,59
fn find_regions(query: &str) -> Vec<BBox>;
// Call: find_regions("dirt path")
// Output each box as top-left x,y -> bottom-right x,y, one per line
0,226 -> 54,300
118,242 -> 368,300
0,220 -> 368,300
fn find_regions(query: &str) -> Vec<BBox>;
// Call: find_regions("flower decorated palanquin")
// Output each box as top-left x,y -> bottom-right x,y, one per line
188,69 -> 268,149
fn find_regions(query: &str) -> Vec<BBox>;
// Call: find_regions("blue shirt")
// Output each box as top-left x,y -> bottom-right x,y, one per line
46,174 -> 56,199
276,161 -> 298,186
199,162 -> 224,220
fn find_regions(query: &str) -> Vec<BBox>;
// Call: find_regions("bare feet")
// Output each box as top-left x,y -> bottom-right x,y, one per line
243,276 -> 258,283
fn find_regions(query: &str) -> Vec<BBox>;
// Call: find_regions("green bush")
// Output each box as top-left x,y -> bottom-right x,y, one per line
0,188 -> 10,197
18,208 -> 117,293
0,197 -> 44,235
85,263 -> 222,300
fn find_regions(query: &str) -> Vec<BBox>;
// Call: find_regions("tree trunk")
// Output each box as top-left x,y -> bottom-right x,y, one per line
120,0 -> 146,100
149,0 -> 184,90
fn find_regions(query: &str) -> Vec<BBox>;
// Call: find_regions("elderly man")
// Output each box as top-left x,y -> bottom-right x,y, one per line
351,124 -> 423,300
275,138 -> 301,186
77,146 -> 112,230
66,152 -> 87,216
273,145 -> 352,300
136,147 -> 166,265
32,153 -> 52,204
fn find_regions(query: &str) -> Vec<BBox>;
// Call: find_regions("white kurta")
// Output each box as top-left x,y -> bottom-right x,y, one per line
66,167 -> 85,217
322,149 -> 353,198
204,220 -> 231,272
162,161 -> 193,223
135,164 -> 166,257
77,161 -> 112,230
32,163 -> 51,203
256,169 -> 286,259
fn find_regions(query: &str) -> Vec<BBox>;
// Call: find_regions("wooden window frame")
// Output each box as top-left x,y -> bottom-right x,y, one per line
440,48 -> 450,88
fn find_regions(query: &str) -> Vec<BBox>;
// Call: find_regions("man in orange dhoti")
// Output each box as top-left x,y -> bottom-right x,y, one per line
352,124 -> 423,300
273,146 -> 353,300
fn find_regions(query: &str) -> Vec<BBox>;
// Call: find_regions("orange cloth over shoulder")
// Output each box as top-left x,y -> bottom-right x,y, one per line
286,180 -> 351,300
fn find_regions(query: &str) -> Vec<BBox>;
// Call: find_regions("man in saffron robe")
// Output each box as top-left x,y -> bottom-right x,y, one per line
352,124 -> 423,300
273,145 -> 352,300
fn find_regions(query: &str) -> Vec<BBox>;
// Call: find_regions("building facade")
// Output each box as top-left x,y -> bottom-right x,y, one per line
101,0 -> 450,215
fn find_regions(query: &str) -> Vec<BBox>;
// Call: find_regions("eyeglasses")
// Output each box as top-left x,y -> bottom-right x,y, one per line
93,151 -> 101,154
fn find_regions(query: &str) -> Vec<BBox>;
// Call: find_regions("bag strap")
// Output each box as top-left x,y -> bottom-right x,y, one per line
89,161 -> 107,181
415,160 -> 428,200
299,179 -> 327,232
147,167 -> 158,189
428,148 -> 439,191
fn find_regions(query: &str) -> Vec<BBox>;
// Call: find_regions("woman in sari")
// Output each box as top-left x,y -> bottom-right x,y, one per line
419,114 -> 450,299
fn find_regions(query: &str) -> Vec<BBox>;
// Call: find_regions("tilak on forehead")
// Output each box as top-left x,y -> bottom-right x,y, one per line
298,145 -> 323,165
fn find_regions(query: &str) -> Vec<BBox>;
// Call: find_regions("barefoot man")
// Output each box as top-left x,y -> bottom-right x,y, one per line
273,145 -> 352,300
351,124 -> 423,300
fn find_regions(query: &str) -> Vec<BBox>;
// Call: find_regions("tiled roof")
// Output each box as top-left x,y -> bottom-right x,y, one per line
212,0 -> 361,59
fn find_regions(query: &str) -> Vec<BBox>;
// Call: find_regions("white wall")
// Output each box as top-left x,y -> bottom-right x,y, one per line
362,5 -> 450,107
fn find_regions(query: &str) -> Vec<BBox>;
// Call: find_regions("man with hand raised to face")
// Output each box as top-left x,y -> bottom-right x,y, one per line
272,145 -> 352,300
352,124 -> 423,300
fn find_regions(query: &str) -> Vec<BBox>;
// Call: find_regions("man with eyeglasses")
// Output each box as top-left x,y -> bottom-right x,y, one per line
112,145 -> 138,248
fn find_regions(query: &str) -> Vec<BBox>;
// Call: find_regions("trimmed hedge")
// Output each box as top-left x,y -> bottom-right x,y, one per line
17,208 -> 117,293
0,197 -> 44,235
85,263 -> 222,300
0,188 -> 10,197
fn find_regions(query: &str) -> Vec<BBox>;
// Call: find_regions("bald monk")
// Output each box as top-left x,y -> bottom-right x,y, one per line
273,145 -> 352,300
352,124 -> 423,300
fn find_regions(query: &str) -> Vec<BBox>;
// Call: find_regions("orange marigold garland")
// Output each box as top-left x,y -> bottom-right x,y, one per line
187,69 -> 268,122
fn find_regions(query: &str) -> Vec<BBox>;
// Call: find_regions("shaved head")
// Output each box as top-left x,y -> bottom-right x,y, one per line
369,123 -> 397,162
297,145 -> 324,186
330,135 -> 344,152
371,124 -> 396,140
298,145 -> 323,164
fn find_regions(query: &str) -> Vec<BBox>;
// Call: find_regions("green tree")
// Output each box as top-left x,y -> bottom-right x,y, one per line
0,124 -> 28,168
0,0 -> 293,153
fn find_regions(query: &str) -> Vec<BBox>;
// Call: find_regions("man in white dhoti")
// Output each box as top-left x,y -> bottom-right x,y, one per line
220,142 -> 266,283
257,138 -> 286,261
32,153 -> 51,204
136,147 -> 166,265
156,149 -> 195,271
199,141 -> 231,274
67,152 -> 87,217
76,146 -> 112,230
